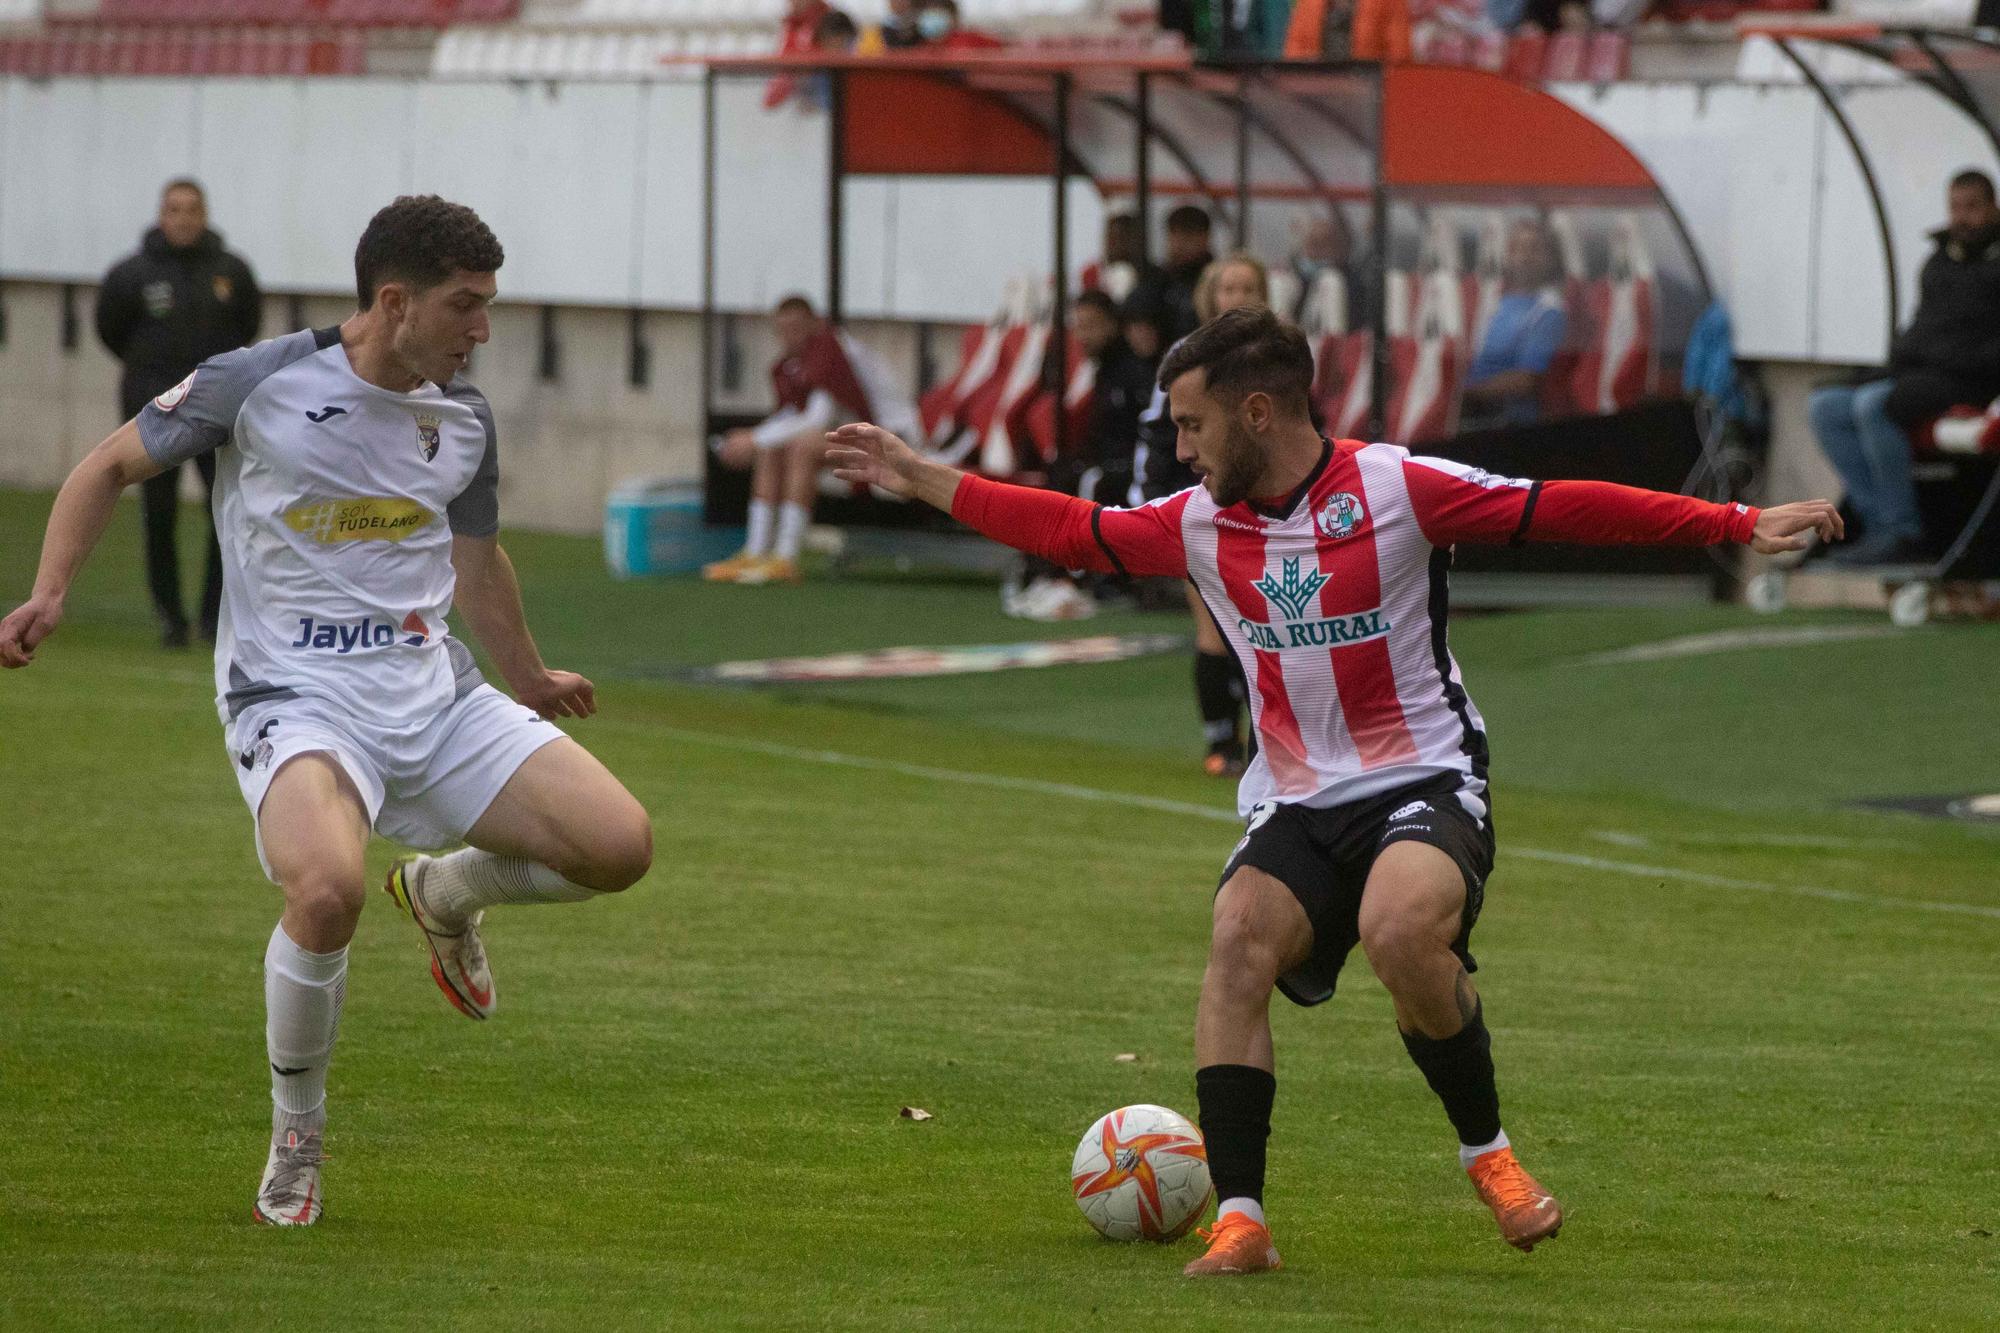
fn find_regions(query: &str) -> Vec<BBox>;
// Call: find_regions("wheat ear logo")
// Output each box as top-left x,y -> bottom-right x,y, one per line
1253,558 -> 1328,620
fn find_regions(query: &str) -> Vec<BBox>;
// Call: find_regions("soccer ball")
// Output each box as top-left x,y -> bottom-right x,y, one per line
1070,1104 -> 1214,1242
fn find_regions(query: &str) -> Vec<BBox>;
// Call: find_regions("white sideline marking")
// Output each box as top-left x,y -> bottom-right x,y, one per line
57,665 -> 1999,923
1579,624 -> 1908,666
1510,849 -> 2000,922
610,722 -> 2000,924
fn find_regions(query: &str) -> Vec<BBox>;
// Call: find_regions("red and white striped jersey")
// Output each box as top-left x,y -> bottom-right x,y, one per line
952,438 -> 1758,818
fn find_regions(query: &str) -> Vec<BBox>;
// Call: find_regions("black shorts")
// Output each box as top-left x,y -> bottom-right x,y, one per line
1217,774 -> 1496,1007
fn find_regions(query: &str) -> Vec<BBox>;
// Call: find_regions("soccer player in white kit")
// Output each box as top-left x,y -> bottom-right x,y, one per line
0,196 -> 654,1227
829,306 -> 1843,1276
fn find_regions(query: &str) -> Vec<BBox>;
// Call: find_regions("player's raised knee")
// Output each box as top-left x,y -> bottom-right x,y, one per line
573,804 -> 652,893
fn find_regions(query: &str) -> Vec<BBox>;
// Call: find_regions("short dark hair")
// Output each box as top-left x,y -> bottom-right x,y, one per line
353,195 -> 504,310
1157,305 -> 1312,414
1074,289 -> 1118,320
774,294 -> 817,318
1951,169 -> 1996,202
162,178 -> 205,204
1165,205 -> 1212,236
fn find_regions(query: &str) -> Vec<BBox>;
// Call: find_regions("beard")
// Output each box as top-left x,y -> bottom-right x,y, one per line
1203,421 -> 1265,508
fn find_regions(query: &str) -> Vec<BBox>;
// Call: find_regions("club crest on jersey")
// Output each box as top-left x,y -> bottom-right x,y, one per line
1316,492 -> 1366,540
414,412 -> 442,463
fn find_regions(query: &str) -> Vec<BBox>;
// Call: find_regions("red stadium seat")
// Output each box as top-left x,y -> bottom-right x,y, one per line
1543,31 -> 1586,82
1584,30 -> 1629,83
1312,330 -> 1375,440
1914,404 -> 2000,458
1568,216 -> 1657,414
1502,30 -> 1545,83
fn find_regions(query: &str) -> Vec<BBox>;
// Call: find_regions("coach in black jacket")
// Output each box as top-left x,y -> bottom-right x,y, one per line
1810,169 -> 2000,564
94,179 -> 261,646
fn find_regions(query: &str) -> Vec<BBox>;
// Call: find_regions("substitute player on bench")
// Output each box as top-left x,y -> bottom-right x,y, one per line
829,306 -> 1841,1276
0,196 -> 653,1228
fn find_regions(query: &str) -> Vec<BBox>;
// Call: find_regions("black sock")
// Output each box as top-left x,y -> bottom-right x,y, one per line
1399,1000 -> 1502,1148
1195,1064 -> 1276,1204
1194,651 -> 1240,750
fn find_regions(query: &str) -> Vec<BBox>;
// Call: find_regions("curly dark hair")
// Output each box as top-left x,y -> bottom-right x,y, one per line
353,195 -> 504,309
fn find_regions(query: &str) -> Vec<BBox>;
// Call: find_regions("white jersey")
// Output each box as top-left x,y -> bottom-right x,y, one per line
136,327 -> 500,732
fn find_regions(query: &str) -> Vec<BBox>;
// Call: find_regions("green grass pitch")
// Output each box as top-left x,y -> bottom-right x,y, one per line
1,488 -> 1996,1329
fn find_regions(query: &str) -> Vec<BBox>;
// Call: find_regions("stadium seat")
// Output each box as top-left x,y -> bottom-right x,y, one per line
1543,30 -> 1585,82
1569,213 -> 1656,415
1584,30 -> 1629,83
1502,29 -> 1545,83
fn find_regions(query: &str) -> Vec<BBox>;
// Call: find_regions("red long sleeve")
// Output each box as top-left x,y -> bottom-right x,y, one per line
1401,455 -> 1758,548
949,474 -> 1190,577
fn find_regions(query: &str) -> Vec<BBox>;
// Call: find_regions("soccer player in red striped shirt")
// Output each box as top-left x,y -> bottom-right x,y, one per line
829,306 -> 1842,1276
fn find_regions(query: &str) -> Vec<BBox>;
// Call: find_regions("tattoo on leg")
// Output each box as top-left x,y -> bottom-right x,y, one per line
1455,967 -> 1479,1026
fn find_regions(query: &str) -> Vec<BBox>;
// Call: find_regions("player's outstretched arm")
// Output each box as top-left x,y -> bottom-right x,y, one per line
448,535 -> 595,720
1,420 -> 163,668
826,423 -> 1188,578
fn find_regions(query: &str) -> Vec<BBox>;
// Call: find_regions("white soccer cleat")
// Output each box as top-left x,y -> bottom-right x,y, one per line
383,857 -> 495,1020
253,1127 -> 325,1227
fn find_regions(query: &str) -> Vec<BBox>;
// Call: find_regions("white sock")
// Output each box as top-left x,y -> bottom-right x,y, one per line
1459,1128 -> 1510,1168
774,502 -> 810,561
745,499 -> 775,557
418,848 -> 597,925
1217,1196 -> 1265,1227
264,924 -> 346,1136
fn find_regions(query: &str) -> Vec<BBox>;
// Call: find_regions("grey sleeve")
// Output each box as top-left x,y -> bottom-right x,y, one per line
135,330 -> 318,468
446,385 -> 500,538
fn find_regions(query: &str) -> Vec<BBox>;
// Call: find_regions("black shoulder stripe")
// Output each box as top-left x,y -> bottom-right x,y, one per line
312,325 -> 342,351
1090,506 -> 1129,577
1508,481 -> 1544,547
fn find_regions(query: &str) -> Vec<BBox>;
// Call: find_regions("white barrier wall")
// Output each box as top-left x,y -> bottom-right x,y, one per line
1553,77 -> 2000,365
0,76 -> 1102,321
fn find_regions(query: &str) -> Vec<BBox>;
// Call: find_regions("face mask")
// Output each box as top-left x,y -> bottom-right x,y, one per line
917,10 -> 951,37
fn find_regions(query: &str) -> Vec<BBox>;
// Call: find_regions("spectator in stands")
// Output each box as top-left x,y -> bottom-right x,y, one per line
764,0 -> 832,109
1067,289 -> 1156,503
1285,0 -> 1411,61
1004,291 -> 1151,622
1126,205 -> 1215,347
879,0 -> 924,48
1082,212 -> 1157,307
93,178 -> 260,650
703,296 -> 919,585
914,0 -> 1005,49
814,8 -> 859,51
1461,217 -> 1567,430
1134,253 -> 1271,777
1270,212 -> 1358,335
1809,169 -> 2000,566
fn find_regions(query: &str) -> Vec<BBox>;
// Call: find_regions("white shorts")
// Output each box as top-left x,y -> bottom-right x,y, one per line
226,683 -> 565,882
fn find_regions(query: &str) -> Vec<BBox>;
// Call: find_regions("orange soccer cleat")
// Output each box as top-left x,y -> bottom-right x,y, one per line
1181,1211 -> 1282,1277
701,550 -> 763,583
1466,1146 -> 1563,1251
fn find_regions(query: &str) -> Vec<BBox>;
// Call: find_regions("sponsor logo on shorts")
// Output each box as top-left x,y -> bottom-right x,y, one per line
283,498 -> 434,544
153,372 -> 196,412
290,613 -> 428,654
1389,801 -> 1430,822
238,718 -> 280,771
